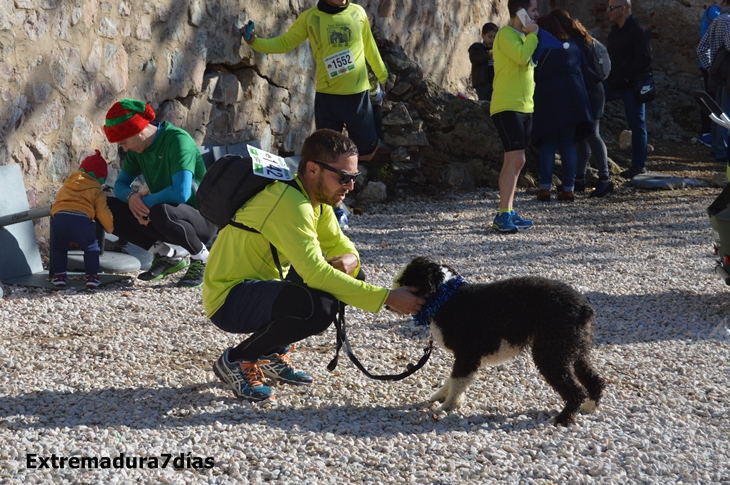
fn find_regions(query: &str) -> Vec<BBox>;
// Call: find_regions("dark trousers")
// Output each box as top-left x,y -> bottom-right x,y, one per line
213,267 -> 365,362
50,212 -> 100,275
107,197 -> 216,255
604,82 -> 647,170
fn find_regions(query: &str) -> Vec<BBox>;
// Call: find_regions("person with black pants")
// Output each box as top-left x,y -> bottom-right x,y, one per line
104,99 -> 216,288
203,129 -> 424,402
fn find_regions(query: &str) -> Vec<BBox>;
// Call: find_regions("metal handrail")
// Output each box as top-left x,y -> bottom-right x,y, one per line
0,206 -> 51,228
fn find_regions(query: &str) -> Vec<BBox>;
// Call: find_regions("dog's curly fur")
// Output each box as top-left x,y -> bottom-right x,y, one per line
394,257 -> 606,425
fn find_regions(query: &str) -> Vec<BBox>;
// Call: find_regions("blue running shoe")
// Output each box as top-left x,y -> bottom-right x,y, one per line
510,210 -> 534,229
213,348 -> 274,401
492,211 -> 518,233
260,346 -> 313,386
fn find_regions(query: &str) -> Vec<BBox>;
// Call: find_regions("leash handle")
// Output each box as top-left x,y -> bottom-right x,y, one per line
328,302 -> 432,381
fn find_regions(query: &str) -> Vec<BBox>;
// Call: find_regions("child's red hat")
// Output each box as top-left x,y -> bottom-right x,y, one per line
79,150 -> 108,182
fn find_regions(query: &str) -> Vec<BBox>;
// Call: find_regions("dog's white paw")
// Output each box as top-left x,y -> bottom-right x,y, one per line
580,399 -> 598,414
429,390 -> 447,403
430,382 -> 449,403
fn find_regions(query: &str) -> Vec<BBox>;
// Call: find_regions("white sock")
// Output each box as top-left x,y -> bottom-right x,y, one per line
149,241 -> 175,258
190,246 -> 209,263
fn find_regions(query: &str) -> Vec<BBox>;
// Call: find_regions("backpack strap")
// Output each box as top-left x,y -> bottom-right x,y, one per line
227,178 -> 301,280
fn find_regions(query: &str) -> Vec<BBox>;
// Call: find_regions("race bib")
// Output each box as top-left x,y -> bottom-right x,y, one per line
248,145 -> 293,181
324,49 -> 355,80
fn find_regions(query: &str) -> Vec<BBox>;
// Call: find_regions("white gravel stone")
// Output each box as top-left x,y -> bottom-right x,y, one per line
0,186 -> 729,484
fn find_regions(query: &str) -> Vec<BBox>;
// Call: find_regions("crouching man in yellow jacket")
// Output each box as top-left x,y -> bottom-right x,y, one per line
203,129 -> 424,402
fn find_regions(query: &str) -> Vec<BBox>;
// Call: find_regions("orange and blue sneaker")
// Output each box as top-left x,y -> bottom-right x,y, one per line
213,348 -> 274,402
260,346 -> 313,386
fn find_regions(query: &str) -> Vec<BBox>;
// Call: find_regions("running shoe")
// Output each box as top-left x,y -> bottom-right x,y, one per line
510,210 -> 534,229
213,348 -> 274,401
260,346 -> 313,386
177,260 -> 205,288
492,212 -> 518,233
138,255 -> 187,281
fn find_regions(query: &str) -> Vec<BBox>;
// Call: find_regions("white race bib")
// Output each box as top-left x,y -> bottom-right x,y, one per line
324,48 -> 355,80
248,145 -> 293,181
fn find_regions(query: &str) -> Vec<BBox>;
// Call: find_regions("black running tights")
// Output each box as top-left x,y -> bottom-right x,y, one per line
107,197 -> 216,254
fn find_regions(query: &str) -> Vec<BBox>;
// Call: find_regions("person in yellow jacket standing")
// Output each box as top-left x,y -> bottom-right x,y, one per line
50,150 -> 114,288
490,0 -> 540,233
244,0 -> 387,162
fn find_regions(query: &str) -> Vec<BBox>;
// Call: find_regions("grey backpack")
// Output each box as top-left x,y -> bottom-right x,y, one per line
588,39 -> 611,81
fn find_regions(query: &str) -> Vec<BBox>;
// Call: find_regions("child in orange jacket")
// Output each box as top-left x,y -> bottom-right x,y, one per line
50,150 -> 114,287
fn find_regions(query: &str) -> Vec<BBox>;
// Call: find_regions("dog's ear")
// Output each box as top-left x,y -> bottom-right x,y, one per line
424,261 -> 445,295
394,257 -> 439,297
443,263 -> 460,277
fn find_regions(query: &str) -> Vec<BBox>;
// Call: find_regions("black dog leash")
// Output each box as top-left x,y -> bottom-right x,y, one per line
327,302 -> 433,381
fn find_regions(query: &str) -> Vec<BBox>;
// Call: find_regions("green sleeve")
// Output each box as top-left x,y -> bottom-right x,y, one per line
260,190 -> 387,312
362,14 -> 388,84
502,30 -> 538,66
250,12 -> 310,54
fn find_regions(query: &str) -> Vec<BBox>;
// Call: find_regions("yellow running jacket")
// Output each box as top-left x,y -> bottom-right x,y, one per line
203,176 -> 389,318
250,3 -> 388,95
490,26 -> 539,116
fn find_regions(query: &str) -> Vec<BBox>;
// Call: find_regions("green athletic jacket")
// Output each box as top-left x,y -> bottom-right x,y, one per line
120,122 -> 206,208
490,26 -> 539,116
202,176 -> 390,318
249,3 -> 388,95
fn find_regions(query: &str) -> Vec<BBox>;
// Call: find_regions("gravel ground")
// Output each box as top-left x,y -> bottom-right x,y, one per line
1,181 -> 729,484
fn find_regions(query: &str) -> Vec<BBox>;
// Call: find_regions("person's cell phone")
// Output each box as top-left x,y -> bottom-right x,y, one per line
242,20 -> 254,41
516,8 -> 530,28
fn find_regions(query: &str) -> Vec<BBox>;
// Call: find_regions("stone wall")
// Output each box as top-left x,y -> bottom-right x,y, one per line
0,0 -> 716,215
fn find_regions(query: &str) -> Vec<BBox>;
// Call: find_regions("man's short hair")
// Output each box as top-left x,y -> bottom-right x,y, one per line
482,22 -> 499,34
613,0 -> 631,13
298,129 -> 359,175
508,0 -> 533,18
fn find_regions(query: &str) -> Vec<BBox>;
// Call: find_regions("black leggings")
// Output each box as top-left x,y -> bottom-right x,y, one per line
228,268 -> 365,362
107,197 -> 216,254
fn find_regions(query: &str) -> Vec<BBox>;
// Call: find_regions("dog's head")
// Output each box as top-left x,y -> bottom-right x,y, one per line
393,257 -> 460,298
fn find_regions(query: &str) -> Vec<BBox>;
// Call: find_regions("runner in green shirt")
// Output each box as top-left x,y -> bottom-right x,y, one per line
105,99 -> 217,288
244,0 -> 388,162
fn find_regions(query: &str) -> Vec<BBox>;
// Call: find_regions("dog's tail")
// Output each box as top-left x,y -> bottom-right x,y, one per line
577,304 -> 597,339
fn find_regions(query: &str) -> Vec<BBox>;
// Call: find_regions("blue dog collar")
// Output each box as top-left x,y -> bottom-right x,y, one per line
413,276 -> 465,326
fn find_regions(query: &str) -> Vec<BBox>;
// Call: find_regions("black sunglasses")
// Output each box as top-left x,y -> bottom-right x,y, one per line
606,5 -> 623,11
312,160 -> 361,185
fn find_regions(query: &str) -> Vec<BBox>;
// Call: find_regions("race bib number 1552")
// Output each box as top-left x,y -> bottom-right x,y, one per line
324,49 -> 355,80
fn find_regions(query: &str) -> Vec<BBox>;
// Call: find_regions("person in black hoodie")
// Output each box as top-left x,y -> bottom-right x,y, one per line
605,0 -> 652,179
469,23 -> 499,101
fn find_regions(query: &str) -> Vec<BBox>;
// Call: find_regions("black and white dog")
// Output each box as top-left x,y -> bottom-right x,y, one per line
393,257 -> 606,425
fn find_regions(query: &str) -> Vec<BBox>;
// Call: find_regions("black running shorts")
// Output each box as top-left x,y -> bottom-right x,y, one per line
315,91 -> 379,157
491,110 -> 533,152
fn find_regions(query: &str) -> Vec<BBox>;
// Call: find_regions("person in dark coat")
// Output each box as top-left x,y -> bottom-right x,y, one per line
532,15 -> 593,203
605,0 -> 652,179
551,9 -> 614,198
469,23 -> 499,101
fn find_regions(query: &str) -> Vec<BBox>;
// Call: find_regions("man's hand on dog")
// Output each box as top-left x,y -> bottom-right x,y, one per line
385,287 -> 425,316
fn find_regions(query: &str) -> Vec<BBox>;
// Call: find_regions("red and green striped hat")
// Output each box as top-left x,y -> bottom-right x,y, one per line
103,99 -> 156,143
